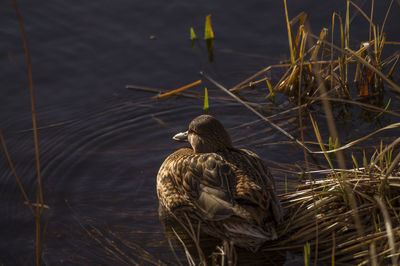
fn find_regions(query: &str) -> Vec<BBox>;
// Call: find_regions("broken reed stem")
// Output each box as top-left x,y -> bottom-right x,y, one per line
11,0 -> 44,265
126,84 -> 201,99
153,80 -> 202,99
230,66 -> 272,91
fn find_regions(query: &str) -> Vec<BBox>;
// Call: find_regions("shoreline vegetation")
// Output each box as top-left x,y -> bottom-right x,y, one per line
3,0 -> 400,265
146,0 -> 400,265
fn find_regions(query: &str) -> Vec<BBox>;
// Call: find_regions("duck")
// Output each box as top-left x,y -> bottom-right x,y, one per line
157,114 -> 283,252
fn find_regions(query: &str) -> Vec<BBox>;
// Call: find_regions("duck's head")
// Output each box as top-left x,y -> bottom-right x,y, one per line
173,115 -> 232,153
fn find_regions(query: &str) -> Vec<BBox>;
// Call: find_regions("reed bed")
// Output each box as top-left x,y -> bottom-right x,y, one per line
160,2 -> 400,265
230,0 -> 400,102
266,164 -> 400,265
165,147 -> 400,265
224,3 -> 400,263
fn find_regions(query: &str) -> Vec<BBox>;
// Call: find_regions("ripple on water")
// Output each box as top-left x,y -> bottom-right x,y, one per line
6,87 -> 393,264
0,92 -> 228,263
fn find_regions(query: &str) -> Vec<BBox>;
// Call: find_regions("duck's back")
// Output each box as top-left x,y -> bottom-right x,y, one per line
157,147 -> 282,225
220,148 -> 282,223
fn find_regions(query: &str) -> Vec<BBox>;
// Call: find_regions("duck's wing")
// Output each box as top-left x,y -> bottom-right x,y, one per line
225,149 -> 283,224
157,148 -> 195,212
157,148 -> 249,221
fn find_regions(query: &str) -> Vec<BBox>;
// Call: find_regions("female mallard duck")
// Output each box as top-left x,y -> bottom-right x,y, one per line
157,115 -> 282,252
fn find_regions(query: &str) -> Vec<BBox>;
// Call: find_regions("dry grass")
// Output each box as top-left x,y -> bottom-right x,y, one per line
264,162 -> 400,265
164,145 -> 400,265
6,1 -> 46,265
166,1 -> 400,265
229,1 -> 400,100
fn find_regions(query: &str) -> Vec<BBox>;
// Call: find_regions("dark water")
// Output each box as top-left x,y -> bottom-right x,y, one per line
1,0 -> 399,264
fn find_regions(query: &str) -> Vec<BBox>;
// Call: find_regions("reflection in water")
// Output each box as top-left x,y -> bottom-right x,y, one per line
206,39 -> 214,62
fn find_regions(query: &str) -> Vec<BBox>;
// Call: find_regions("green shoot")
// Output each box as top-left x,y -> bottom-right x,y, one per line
204,14 -> 214,40
285,175 -> 288,193
329,136 -> 334,151
351,153 -> 359,169
310,117 -> 334,169
385,148 -> 393,169
203,87 -> 209,114
375,98 -> 391,119
328,136 -> 338,161
190,27 -> 197,40
304,241 -> 311,266
363,150 -> 368,168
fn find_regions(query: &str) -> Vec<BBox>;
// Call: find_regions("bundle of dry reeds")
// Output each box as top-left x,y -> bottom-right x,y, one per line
230,0 -> 400,102
264,162 -> 400,265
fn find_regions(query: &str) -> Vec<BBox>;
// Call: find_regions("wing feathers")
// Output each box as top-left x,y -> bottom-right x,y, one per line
157,147 -> 282,224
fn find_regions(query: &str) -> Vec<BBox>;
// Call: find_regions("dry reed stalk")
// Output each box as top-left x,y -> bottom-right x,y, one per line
263,164 -> 400,264
11,0 -> 44,265
126,84 -> 202,99
283,0 -> 295,64
153,80 -> 202,99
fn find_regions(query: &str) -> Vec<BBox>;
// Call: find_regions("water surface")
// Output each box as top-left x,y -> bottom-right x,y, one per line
1,0 -> 399,264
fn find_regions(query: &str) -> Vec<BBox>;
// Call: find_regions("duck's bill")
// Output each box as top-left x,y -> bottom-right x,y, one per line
172,131 -> 188,142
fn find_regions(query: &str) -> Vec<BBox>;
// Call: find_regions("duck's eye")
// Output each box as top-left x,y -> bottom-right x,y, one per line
188,129 -> 197,135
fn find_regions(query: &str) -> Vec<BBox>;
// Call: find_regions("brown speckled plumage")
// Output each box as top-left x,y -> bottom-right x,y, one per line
157,115 -> 282,251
